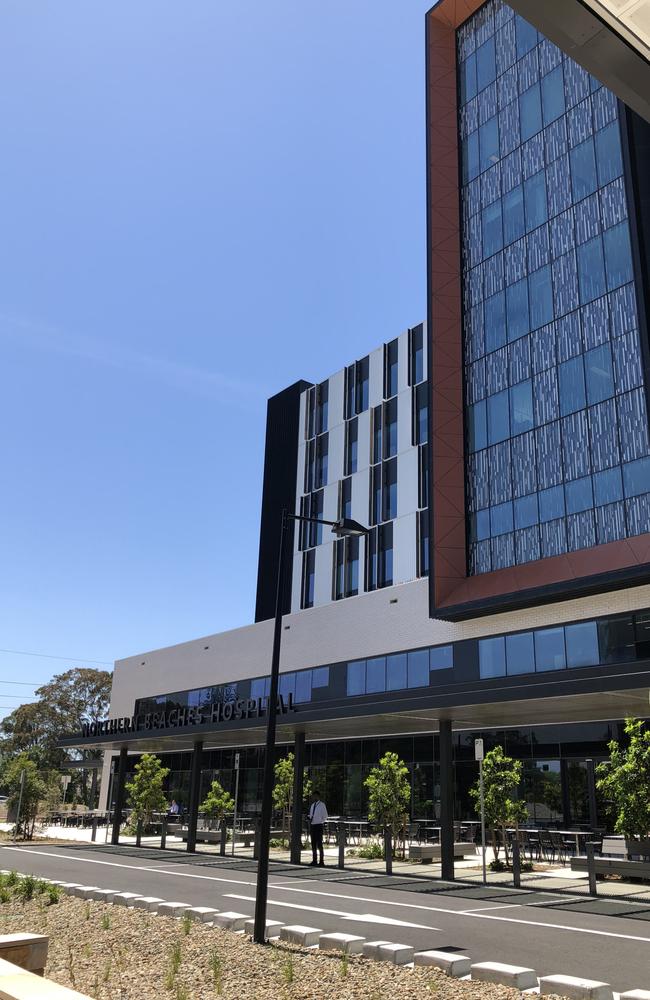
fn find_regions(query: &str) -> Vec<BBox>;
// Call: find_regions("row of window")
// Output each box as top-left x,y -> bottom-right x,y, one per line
479,611 -> 650,679
250,667 -> 331,705
301,521 -> 396,607
459,13 -> 540,101
346,645 -> 454,697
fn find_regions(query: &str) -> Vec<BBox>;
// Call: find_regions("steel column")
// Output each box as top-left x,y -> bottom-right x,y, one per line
439,719 -> 455,881
186,740 -> 204,853
290,732 -> 306,865
111,748 -> 128,846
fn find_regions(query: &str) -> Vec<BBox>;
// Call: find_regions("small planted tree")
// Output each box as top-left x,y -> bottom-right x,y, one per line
4,755 -> 47,839
125,753 -> 169,831
470,746 -> 527,868
364,752 -> 411,857
597,717 -> 650,853
272,752 -> 312,846
200,779 -> 235,831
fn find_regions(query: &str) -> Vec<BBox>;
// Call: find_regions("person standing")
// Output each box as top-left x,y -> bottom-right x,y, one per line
308,790 -> 328,867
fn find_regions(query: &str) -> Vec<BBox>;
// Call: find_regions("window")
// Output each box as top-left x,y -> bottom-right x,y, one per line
598,614 -> 634,663
529,266 -> 553,330
479,636 -> 506,678
510,380 -> 534,435
571,138 -> 598,202
382,459 -> 397,521
414,382 -> 428,445
476,36 -> 496,92
367,522 -> 393,591
418,445 -> 429,509
595,122 -> 623,187
417,509 -> 429,577
479,117 -> 499,173
485,291 -> 507,353
593,467 -> 623,506
315,433 -> 328,488
468,399 -> 487,452
520,83 -> 542,142
487,389 -> 510,444
308,490 -> 324,546
372,405 -> 382,465
316,381 -> 328,434
503,186 -> 525,246
604,223 -> 633,291
384,397 -> 398,458
301,550 -> 315,609
366,656 -> 386,693
515,14 -> 537,57
491,501 -> 513,536
473,508 -> 490,540
515,493 -> 538,529
506,632 -> 536,675
565,621 -> 599,668
623,456 -> 650,498
345,364 -> 356,419
535,627 -> 566,671
304,438 -> 315,493
524,171 -> 547,232
347,660 -> 366,696
295,671 -> 312,704
312,667 -> 329,688
482,201 -> 503,258
577,236 -> 606,304
340,477 -> 352,520
429,645 -> 453,671
356,357 -> 369,413
460,52 -> 477,103
370,463 -> 381,525
585,344 -> 614,404
541,66 -> 565,125
559,356 -> 586,415
334,535 -> 359,600
409,325 -> 424,385
506,278 -> 529,341
333,539 -> 344,602
539,485 -> 565,522
306,385 -> 316,440
345,418 -> 358,475
565,476 -> 593,514
385,339 -> 398,398
463,131 -> 479,183
407,648 -> 429,688
386,652 -> 407,691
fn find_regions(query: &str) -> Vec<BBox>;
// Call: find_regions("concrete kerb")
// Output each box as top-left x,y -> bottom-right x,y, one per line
212,912 -> 249,931
318,933 -> 366,955
111,892 -> 143,907
620,992 -> 650,1000
538,974 -> 614,999
244,918 -> 283,940
154,902 -> 192,918
132,897 -> 165,911
185,907 -> 219,923
471,961 -> 538,990
414,951 -> 471,977
280,926 -> 323,947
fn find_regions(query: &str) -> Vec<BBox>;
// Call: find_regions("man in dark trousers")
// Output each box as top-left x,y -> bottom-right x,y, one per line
308,789 -> 328,867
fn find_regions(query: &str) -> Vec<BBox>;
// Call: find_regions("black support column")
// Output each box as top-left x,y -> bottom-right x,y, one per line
111,748 -> 128,846
290,732 -> 306,865
439,719 -> 455,882
186,740 -> 204,854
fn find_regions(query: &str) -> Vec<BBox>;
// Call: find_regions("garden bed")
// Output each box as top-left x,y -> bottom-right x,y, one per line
0,888 -> 573,1000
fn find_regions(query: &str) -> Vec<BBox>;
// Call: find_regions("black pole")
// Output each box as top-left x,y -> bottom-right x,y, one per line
186,740 -> 204,853
111,748 -> 128,846
253,509 -> 289,944
585,759 -> 598,831
338,821 -> 346,869
290,732 -> 306,865
439,719 -> 454,881
560,759 -> 571,827
90,767 -> 98,810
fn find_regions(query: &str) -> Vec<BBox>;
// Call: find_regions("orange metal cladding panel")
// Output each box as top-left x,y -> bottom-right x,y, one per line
426,0 -> 650,614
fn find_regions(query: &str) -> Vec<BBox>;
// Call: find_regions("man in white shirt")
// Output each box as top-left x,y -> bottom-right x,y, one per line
308,790 -> 328,867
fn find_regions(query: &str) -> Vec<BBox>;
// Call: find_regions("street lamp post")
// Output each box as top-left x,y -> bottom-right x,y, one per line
253,509 -> 368,945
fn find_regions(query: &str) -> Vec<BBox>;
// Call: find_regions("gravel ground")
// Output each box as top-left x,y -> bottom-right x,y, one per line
0,894 -> 570,1000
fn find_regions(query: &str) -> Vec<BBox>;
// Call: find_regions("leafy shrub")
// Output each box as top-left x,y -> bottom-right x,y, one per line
45,884 -> 61,904
14,875 -> 38,901
356,842 -> 384,860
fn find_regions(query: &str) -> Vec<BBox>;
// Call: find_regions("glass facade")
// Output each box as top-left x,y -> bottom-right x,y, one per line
459,0 -> 650,575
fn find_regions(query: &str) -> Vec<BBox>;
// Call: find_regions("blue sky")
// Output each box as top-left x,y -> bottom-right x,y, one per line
0,0 -> 429,718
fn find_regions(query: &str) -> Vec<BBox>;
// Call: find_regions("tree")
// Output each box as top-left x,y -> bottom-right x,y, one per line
125,754 -> 169,830
272,752 -> 313,845
364,752 -> 411,855
596,717 -> 650,844
200,779 -> 235,830
470,746 -> 527,866
4,754 -> 48,840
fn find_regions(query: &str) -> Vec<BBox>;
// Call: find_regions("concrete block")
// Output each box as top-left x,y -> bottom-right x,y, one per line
185,907 -> 219,923
132,896 -> 165,911
111,892 -> 143,907
620,992 -> 650,1000
376,943 -> 414,965
77,887 -> 102,899
471,961 -> 538,990
0,955 -> 91,998
279,925 -> 322,947
318,932 -> 365,955
86,889 -> 119,903
56,884 -> 82,894
155,902 -> 192,918
212,912 -> 249,931
70,885 -> 95,898
539,974 -> 613,999
0,934 -> 49,973
414,951 -> 471,977
244,919 -> 284,940
362,941 -> 393,960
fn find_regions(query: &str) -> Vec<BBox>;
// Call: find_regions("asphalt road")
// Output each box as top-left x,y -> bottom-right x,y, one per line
2,843 -> 650,993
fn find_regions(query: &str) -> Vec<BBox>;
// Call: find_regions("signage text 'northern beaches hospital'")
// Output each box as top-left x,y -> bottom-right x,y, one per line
81,694 -> 296,738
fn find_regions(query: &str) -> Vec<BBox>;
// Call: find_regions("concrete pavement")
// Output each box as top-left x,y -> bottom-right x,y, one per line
2,842 -> 650,993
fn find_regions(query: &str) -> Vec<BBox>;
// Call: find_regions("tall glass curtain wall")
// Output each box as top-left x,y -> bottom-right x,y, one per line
111,723 -> 621,829
459,0 -> 650,575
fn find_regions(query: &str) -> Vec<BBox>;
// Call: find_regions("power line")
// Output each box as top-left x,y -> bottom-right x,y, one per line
0,648 -> 112,666
0,680 -> 46,687
0,693 -> 38,700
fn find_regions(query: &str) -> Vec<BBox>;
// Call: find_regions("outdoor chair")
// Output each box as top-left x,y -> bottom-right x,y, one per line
539,829 -> 555,862
550,830 -> 566,863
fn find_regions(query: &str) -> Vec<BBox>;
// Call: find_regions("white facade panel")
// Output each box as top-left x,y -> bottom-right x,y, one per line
368,346 -> 384,409
356,409 -> 371,474
352,467 -> 370,526
313,542 -> 333,607
397,330 -> 410,395
329,369 -> 345,433
393,512 -> 417,584
397,387 -> 413,457
328,421 -> 345,486
397,449 -> 419,518
323,482 -> 339,523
